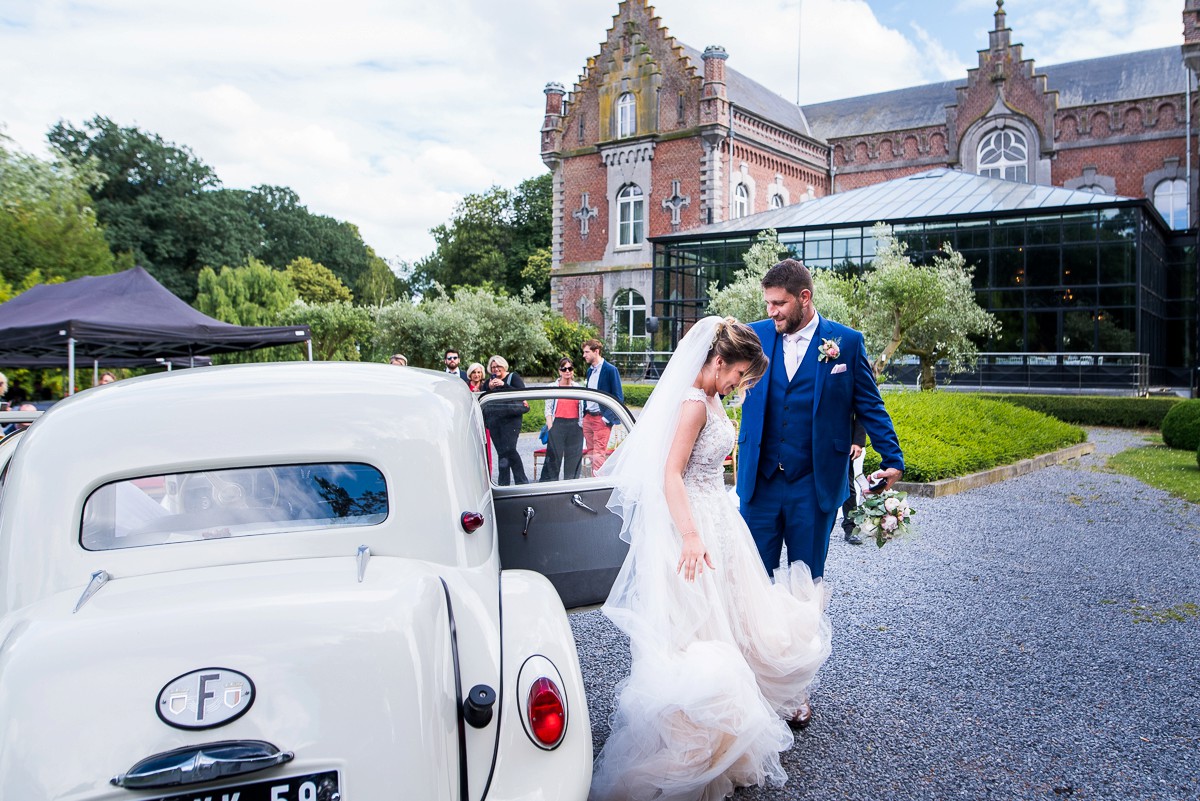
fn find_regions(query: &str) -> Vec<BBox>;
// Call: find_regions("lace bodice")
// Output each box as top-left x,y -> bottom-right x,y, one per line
682,387 -> 734,493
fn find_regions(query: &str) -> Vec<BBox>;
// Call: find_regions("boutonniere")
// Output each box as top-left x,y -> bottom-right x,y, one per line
817,337 -> 841,362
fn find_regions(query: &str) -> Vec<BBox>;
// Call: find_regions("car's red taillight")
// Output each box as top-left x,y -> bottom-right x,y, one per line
460,511 -> 484,532
526,677 -> 566,748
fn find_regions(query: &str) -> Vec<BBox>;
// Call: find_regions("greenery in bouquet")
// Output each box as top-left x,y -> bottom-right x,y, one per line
851,489 -> 915,548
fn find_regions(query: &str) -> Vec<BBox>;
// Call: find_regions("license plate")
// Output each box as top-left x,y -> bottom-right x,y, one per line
147,770 -> 339,801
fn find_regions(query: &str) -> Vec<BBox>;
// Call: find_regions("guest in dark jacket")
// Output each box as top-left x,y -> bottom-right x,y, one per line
481,355 -> 528,485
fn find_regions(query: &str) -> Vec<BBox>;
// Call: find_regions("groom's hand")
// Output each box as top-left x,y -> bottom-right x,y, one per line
868,467 -> 903,492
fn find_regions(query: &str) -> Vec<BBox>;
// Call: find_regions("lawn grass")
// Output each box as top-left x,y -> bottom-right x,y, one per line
1106,440 -> 1200,503
863,391 -> 1086,482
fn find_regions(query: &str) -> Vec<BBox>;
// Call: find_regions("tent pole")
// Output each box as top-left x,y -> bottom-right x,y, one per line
307,340 -> 313,361
93,360 -> 99,387
68,338 -> 76,395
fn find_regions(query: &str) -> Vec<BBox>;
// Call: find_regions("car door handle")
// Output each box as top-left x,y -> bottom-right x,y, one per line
571,494 -> 598,514
522,506 -> 536,536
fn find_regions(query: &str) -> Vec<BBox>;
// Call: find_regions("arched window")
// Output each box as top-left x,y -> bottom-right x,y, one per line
732,183 -> 749,219
977,129 -> 1028,183
612,289 -> 647,342
769,193 -> 784,209
617,92 -> 637,138
1154,178 -> 1189,229
617,184 -> 644,246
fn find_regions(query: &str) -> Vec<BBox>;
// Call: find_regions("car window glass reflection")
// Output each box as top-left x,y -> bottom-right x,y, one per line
81,462 -> 388,550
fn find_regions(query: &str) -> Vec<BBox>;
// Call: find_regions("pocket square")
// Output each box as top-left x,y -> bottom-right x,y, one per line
831,363 -> 848,374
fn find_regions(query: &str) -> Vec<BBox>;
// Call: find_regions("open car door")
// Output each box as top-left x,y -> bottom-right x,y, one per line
480,387 -> 636,608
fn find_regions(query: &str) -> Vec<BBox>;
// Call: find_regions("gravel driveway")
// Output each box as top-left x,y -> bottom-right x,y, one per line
569,428 -> 1200,800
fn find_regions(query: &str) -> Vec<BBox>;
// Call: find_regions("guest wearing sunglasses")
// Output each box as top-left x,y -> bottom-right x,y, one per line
540,358 -> 584,482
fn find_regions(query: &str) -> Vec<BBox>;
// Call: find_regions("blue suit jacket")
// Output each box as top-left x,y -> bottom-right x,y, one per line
736,316 -> 904,513
585,359 -> 625,426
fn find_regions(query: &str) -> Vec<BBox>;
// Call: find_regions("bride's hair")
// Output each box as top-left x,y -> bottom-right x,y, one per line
707,317 -> 769,395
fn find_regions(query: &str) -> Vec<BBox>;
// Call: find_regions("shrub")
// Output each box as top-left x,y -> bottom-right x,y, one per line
1196,439 -> 1200,470
976,393 -> 1181,429
863,392 -> 1085,482
1161,399 -> 1200,451
621,384 -> 654,408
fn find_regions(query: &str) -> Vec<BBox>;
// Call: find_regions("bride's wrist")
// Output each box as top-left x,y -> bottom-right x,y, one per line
680,529 -> 700,540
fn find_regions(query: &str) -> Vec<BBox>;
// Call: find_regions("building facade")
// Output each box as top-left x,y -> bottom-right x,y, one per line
541,0 -> 1200,372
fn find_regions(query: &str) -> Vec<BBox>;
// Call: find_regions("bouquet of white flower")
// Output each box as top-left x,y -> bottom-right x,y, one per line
850,488 -> 915,548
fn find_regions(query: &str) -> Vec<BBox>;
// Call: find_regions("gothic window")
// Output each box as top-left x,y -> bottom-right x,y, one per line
617,92 -> 637,138
977,129 -> 1028,183
769,193 -> 784,209
1153,178 -> 1189,229
617,184 -> 644,246
612,289 -> 647,342
732,183 -> 749,219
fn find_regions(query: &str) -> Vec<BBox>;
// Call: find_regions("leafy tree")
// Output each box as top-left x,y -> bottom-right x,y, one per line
521,246 -> 552,299
856,225 -> 998,388
0,136 -> 115,286
373,285 -> 552,371
284,257 -> 353,303
706,229 -> 786,323
195,257 -> 297,326
279,300 -> 374,361
534,314 -> 600,377
48,117 -> 258,301
414,173 -> 552,298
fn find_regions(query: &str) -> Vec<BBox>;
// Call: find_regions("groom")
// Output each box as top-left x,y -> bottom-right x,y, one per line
737,258 -> 904,582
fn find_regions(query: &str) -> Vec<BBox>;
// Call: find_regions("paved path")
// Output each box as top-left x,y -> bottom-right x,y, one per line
570,428 -> 1200,800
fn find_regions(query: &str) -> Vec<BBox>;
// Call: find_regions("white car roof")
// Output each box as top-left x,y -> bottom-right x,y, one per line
0,363 -> 494,613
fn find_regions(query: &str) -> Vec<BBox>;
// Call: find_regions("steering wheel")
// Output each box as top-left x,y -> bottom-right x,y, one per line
179,468 -> 280,512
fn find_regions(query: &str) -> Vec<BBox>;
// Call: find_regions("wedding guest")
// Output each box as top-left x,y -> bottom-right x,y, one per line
481,355 -> 528,485
465,362 -> 486,393
389,353 -> 408,366
582,339 -> 624,473
540,357 -> 584,482
98,371 -> 117,385
443,348 -> 469,382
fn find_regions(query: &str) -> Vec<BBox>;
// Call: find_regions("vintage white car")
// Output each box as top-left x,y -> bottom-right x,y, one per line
0,363 -> 606,801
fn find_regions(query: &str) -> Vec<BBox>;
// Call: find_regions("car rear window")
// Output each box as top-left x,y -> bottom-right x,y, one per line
81,463 -> 388,550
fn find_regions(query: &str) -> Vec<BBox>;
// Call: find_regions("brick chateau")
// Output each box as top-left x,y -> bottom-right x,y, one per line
540,1 -> 1200,387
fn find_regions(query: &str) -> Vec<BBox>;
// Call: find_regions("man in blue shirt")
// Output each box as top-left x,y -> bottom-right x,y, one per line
581,339 -> 624,473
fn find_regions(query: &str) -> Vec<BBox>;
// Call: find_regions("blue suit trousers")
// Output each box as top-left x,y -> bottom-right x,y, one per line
743,469 -> 839,579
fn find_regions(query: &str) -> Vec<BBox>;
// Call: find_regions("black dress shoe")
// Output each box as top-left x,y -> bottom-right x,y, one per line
843,529 -> 862,545
788,699 -> 813,729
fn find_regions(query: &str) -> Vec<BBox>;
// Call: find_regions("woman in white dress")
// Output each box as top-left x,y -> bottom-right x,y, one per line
590,316 -> 832,801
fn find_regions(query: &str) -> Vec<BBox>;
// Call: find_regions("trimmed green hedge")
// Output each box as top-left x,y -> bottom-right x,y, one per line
622,384 -> 653,408
864,392 -> 1086,482
976,393 -> 1181,429
1161,399 -> 1200,451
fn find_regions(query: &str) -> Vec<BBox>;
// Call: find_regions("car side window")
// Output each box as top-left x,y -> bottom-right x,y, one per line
482,394 -> 630,485
80,462 -> 388,550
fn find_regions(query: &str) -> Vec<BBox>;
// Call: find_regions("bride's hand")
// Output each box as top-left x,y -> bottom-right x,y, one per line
677,531 -> 715,582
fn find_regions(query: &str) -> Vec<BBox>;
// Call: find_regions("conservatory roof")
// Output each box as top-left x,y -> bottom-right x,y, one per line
653,168 -> 1138,241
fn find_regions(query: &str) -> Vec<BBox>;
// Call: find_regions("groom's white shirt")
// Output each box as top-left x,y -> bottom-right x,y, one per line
783,312 -> 821,380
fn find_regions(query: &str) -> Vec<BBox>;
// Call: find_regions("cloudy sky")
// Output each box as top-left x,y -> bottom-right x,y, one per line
0,0 -> 1186,269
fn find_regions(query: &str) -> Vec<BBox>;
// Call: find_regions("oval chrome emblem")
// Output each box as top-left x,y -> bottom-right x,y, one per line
156,667 -> 255,730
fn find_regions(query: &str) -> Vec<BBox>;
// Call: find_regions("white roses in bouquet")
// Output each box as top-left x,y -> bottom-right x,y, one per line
851,488 -> 915,547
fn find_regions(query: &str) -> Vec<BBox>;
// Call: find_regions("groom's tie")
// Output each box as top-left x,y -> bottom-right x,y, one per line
784,331 -> 803,380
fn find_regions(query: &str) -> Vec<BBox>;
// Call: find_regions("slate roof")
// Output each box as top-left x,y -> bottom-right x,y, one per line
653,168 -> 1135,241
679,43 -> 813,137
801,46 -> 1187,141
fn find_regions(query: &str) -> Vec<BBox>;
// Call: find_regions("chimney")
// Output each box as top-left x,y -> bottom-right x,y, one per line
701,45 -> 728,100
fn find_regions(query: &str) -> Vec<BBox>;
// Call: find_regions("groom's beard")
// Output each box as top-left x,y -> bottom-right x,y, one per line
774,303 -> 810,335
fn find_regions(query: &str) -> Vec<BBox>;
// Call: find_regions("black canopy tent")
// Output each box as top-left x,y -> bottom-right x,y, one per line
0,267 -> 311,393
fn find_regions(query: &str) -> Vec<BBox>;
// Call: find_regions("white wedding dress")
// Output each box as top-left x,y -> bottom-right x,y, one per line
590,384 -> 833,801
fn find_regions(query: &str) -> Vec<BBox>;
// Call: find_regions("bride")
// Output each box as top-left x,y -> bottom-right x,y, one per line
590,316 -> 832,801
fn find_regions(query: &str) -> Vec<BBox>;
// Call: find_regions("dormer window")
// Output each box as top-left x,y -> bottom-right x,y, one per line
617,93 -> 637,138
977,129 -> 1027,183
